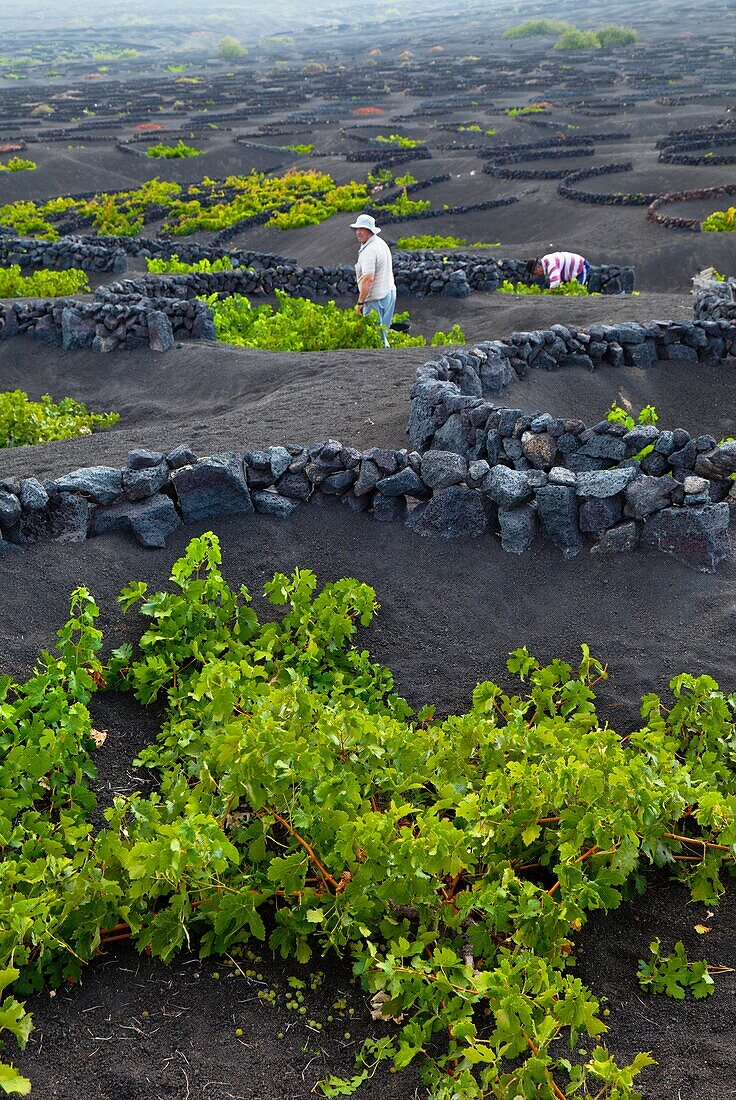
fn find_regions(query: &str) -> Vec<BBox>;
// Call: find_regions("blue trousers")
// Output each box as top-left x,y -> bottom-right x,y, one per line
363,289 -> 397,347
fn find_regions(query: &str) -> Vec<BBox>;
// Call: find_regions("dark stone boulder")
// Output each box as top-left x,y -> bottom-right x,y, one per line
405,486 -> 490,539
19,478 -> 49,511
591,521 -> 639,555
485,465 -> 533,508
376,467 -> 428,498
148,310 -> 174,352
575,467 -> 638,498
123,462 -> 169,502
373,494 -> 408,523
55,466 -> 123,505
0,489 -> 21,531
579,496 -> 623,532
19,492 -> 90,544
92,493 -> 182,548
694,442 -> 736,480
498,504 -> 537,553
251,490 -> 300,518
276,470 -> 312,500
61,307 -> 95,350
420,450 -> 468,489
641,504 -> 731,572
171,453 -> 253,523
166,443 -> 197,469
128,448 -> 165,470
535,485 -> 582,559
624,475 -> 674,519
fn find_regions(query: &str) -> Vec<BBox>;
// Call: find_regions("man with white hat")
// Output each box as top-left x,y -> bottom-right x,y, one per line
350,213 -> 396,347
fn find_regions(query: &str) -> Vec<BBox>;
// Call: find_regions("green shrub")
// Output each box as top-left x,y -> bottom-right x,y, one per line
607,403 -> 658,432
378,188 -> 431,216
3,534 -> 735,1095
0,265 -> 90,298
202,291 -> 426,350
555,29 -> 603,49
393,172 -> 417,185
703,206 -> 736,232
596,24 -> 639,46
430,324 -> 466,345
146,254 -> 235,274
281,143 -> 314,155
0,390 -> 119,447
0,157 -> 36,173
503,18 -> 571,38
146,140 -> 202,159
498,278 -> 592,296
373,133 -> 422,148
396,234 -> 468,249
217,36 -> 247,59
504,104 -> 548,116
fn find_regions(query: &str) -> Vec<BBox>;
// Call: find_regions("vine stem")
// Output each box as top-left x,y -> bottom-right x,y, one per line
548,845 -> 601,897
524,1034 -> 568,1100
663,833 -> 731,853
263,807 -> 340,890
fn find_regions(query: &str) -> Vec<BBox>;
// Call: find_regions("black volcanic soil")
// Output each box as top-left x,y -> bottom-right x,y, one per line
2,2 -> 736,1097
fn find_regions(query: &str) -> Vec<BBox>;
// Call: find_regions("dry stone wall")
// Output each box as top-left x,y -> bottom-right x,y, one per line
1,295 -> 734,570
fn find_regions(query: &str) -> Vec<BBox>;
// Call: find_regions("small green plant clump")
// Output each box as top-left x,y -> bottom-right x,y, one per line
203,291 -> 427,350
498,278 -> 592,296
281,143 -> 314,155
0,265 -> 90,298
0,390 -> 119,447
146,254 -> 235,274
393,172 -> 418,185
637,939 -> 731,1000
0,157 -> 36,173
374,133 -> 422,148
607,403 -> 658,432
556,24 -> 638,50
504,104 -> 548,117
503,18 -> 572,38
217,35 -> 247,60
430,323 -> 466,345
396,234 -> 499,249
378,188 -> 431,216
2,533 -> 736,1096
703,206 -> 736,232
146,140 -> 202,159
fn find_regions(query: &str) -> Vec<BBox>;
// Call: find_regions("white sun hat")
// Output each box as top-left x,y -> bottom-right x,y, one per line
350,213 -> 382,234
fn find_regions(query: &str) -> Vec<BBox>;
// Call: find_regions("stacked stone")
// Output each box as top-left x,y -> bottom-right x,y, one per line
658,132 -> 736,166
647,185 -> 736,231
345,148 -> 432,167
1,428 -> 733,570
364,196 -> 519,225
558,163 -> 658,205
695,281 -> 736,323
0,296 -> 215,352
0,235 -> 127,273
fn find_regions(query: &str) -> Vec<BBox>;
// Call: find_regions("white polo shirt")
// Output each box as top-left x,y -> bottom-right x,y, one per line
355,234 -> 396,301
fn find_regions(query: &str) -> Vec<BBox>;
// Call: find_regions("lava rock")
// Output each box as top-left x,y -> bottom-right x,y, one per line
405,486 -> 490,539
92,493 -> 181,548
171,453 -> 253,523
641,504 -> 731,572
535,485 -> 582,559
498,504 -> 537,553
54,466 -> 123,505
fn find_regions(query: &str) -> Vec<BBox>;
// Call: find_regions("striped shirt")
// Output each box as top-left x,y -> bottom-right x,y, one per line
540,252 -> 586,289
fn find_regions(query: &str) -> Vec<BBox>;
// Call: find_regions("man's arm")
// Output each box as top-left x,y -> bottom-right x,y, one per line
355,272 -> 374,313
544,255 -> 562,288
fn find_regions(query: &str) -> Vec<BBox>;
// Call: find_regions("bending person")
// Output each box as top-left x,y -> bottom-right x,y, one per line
351,213 -> 396,347
528,251 -> 590,290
